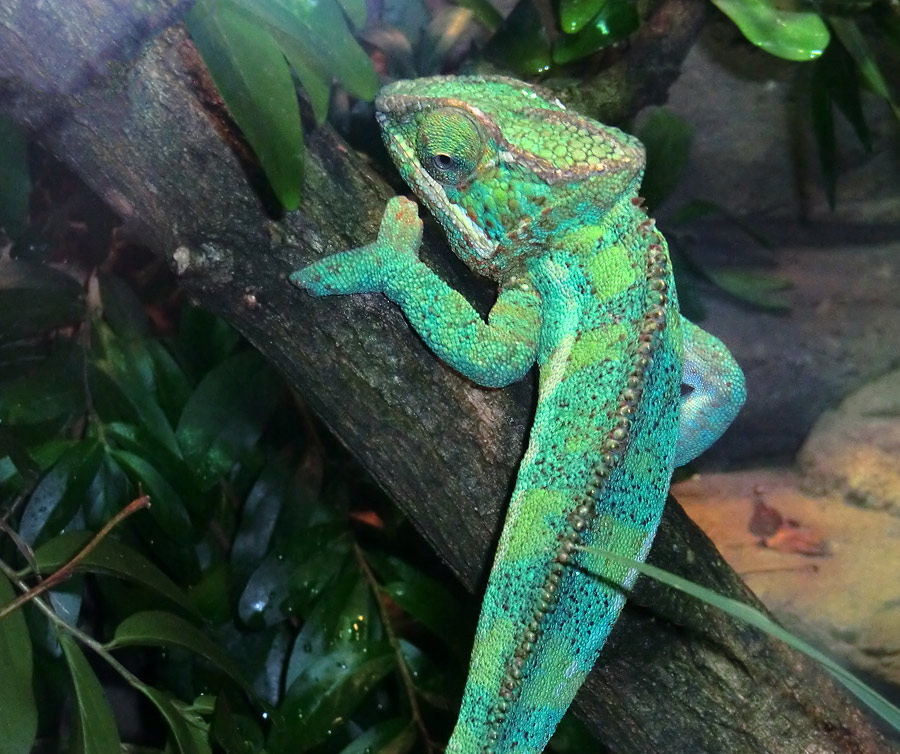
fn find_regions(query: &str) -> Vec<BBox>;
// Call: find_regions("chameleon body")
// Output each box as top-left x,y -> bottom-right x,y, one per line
292,76 -> 745,754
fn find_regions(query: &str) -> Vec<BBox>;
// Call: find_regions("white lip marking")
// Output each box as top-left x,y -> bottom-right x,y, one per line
381,123 -> 497,260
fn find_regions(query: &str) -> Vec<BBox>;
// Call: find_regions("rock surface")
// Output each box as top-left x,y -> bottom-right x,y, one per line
799,369 -> 900,516
675,468 -> 900,692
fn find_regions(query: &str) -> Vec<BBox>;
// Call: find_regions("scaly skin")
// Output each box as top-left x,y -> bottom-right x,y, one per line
292,76 -> 745,754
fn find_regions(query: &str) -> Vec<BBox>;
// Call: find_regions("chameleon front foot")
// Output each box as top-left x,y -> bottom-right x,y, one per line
290,195 -> 423,296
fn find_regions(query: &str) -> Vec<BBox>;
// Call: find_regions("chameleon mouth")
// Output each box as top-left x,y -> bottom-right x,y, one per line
375,107 -> 498,261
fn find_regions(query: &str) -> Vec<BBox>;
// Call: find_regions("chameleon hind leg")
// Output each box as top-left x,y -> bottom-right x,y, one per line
291,196 -> 543,388
674,317 -> 746,467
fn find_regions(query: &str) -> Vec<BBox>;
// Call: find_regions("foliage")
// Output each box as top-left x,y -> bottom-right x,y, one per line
182,0 -> 896,215
185,0 -> 377,210
0,165 -> 470,753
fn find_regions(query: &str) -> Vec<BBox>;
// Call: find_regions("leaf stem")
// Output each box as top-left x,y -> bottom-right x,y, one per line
353,540 -> 437,753
0,494 -> 151,621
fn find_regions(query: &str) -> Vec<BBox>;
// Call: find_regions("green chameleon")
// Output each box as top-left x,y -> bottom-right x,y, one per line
292,75 -> 745,754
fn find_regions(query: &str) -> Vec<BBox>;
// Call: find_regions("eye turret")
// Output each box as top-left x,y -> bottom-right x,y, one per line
415,107 -> 486,185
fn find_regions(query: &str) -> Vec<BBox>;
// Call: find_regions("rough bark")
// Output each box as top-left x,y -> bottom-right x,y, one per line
0,2 -> 894,752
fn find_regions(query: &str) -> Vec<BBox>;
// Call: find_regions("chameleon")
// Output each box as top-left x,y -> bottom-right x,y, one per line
291,75 -> 745,754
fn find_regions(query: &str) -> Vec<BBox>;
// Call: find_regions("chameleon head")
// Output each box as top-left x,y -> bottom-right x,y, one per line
375,75 -> 647,279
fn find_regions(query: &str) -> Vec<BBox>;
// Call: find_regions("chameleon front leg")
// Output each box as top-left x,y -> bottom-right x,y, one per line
673,317 -> 746,467
291,197 -> 543,388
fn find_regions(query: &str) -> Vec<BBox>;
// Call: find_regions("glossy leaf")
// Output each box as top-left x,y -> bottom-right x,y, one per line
91,323 -> 181,456
710,0 -> 829,61
398,639 -> 453,708
33,530 -> 195,614
187,0 -> 304,210
0,259 -> 83,341
238,527 -> 348,627
236,0 -> 378,101
211,694 -> 266,754
552,0 -> 640,64
374,555 -> 468,658
0,573 -> 37,754
107,610 -> 248,690
559,0 -> 608,34
338,718 -> 415,754
271,640 -> 394,752
636,108 -> 693,212
18,440 -> 104,546
485,0 -> 552,75
140,685 -> 213,754
111,450 -> 194,541
59,634 -> 122,754
284,557 -> 379,688
176,350 -> 283,491
0,116 -> 30,241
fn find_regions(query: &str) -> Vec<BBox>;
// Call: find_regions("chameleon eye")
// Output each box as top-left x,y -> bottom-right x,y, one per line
416,107 -> 485,185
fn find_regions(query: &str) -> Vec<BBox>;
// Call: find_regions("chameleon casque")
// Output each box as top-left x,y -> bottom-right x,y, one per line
292,76 -> 745,754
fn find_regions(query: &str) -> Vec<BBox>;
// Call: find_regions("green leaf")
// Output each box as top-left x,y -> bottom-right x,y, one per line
107,610 -> 249,690
32,530 -> 196,614
0,116 -> 31,242
0,341 -> 85,427
237,0 -> 378,101
187,0 -> 304,210
173,305 -> 242,382
373,555 -> 468,658
829,16 -> 900,119
0,259 -> 84,341
704,268 -> 792,310
176,350 -> 283,491
91,323 -> 182,457
552,0 -> 640,64
18,440 -> 104,546
271,640 -> 394,752
710,0 -> 829,61
585,546 -> 900,735
338,718 -> 415,754
285,47 -> 332,124
211,694 -> 266,754
815,39 -> 870,149
0,573 -> 37,754
559,0 -> 609,34
139,685 -> 213,754
636,108 -> 693,212
59,634 -> 122,754
335,0 -> 367,28
238,525 -> 349,626
145,341 -> 193,428
811,57 -> 838,208
485,0 -> 553,75
111,450 -> 194,541
284,557 -> 379,688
